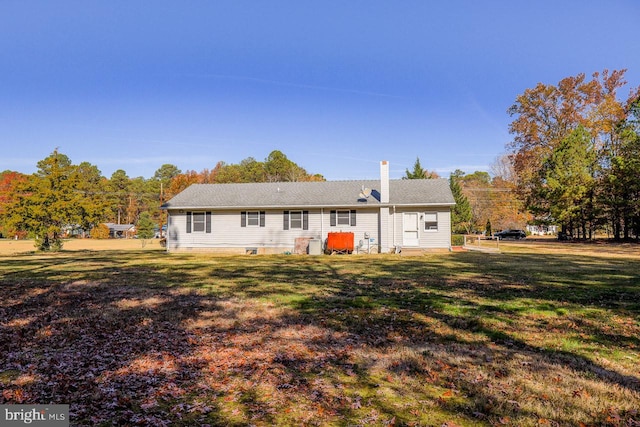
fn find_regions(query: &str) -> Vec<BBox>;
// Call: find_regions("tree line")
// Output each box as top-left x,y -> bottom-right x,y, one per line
409,69 -> 640,240
2,69 -> 638,250
0,150 -> 322,250
2,147 -> 524,249
507,69 -> 640,240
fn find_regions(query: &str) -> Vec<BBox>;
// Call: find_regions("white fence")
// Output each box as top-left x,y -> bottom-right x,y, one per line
463,234 -> 501,252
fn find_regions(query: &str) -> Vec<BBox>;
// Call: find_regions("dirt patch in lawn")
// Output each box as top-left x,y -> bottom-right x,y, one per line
0,238 -> 164,255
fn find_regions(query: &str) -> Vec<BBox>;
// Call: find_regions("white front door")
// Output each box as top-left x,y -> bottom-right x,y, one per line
403,212 -> 420,247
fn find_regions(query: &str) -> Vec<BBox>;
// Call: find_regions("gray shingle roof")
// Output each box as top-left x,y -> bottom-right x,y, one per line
103,223 -> 135,232
162,179 -> 455,209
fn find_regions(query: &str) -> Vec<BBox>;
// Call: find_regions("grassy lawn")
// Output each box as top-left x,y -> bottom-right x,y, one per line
0,241 -> 639,426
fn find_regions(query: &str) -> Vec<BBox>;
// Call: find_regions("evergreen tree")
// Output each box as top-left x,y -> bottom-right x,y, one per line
3,151 -> 109,250
542,126 -> 597,238
153,164 -> 181,187
404,157 -> 439,179
603,126 -> 640,239
507,70 -> 639,238
75,162 -> 109,237
136,211 -> 156,247
449,171 -> 472,234
7,150 -> 80,250
107,169 -> 131,224
263,150 -> 308,182
404,157 -> 425,179
239,157 -> 265,182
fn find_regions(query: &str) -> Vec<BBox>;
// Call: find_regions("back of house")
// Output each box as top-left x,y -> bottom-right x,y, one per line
161,161 -> 455,254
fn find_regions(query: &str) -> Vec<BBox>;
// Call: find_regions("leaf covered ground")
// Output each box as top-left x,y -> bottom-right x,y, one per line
0,241 -> 639,426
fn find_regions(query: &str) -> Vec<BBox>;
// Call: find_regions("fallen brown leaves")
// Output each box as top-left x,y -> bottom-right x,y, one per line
1,252 -> 639,426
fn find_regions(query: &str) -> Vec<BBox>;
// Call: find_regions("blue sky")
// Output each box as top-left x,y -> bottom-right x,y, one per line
1,1 -> 639,180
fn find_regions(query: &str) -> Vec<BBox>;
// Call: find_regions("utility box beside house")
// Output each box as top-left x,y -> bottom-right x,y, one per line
327,232 -> 354,254
308,239 -> 322,255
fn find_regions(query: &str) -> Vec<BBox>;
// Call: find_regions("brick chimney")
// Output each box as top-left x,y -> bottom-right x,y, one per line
380,160 -> 389,203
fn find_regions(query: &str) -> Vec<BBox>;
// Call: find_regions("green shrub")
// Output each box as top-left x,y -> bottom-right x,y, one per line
451,234 -> 465,246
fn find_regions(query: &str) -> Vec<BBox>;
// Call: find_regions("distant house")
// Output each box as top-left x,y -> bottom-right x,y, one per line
103,223 -> 136,239
161,161 -> 455,254
526,224 -> 557,236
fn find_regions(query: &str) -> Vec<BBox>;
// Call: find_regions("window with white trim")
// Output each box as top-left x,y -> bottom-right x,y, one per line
241,211 -> 265,227
330,210 -> 356,227
186,211 -> 212,233
283,210 -> 309,230
290,211 -> 303,229
193,212 -> 206,232
424,212 -> 438,231
247,211 -> 260,227
337,210 -> 350,225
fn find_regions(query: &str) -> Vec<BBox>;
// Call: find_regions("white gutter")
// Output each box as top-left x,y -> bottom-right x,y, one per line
164,202 -> 455,211
392,205 -> 396,249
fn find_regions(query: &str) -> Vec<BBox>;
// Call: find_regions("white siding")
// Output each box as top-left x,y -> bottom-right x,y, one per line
390,207 -> 451,250
379,207 -> 391,253
166,208 -> 383,253
324,208 -> 379,253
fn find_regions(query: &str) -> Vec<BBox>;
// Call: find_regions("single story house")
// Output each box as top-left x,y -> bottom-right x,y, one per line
103,223 -> 136,239
161,161 -> 455,254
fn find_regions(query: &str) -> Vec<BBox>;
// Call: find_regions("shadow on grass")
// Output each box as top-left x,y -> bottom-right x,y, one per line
0,249 -> 639,425
1,252 -> 392,425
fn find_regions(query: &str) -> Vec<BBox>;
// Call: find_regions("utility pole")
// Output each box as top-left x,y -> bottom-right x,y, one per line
159,182 -> 164,238
128,195 -> 133,224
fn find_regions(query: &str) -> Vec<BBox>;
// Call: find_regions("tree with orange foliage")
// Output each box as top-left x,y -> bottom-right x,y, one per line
507,69 -> 640,238
456,167 -> 530,233
508,71 -> 629,206
0,170 -> 28,237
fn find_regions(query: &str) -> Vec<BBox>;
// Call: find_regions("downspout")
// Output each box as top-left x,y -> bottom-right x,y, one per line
380,160 -> 390,253
165,211 -> 170,253
392,205 -> 396,250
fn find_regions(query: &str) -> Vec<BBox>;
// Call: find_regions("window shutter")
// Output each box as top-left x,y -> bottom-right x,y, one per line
241,211 -> 247,227
186,212 -> 192,233
350,210 -> 356,226
283,211 -> 289,230
330,210 -> 336,227
205,212 -> 212,233
260,211 -> 266,227
303,211 -> 309,230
